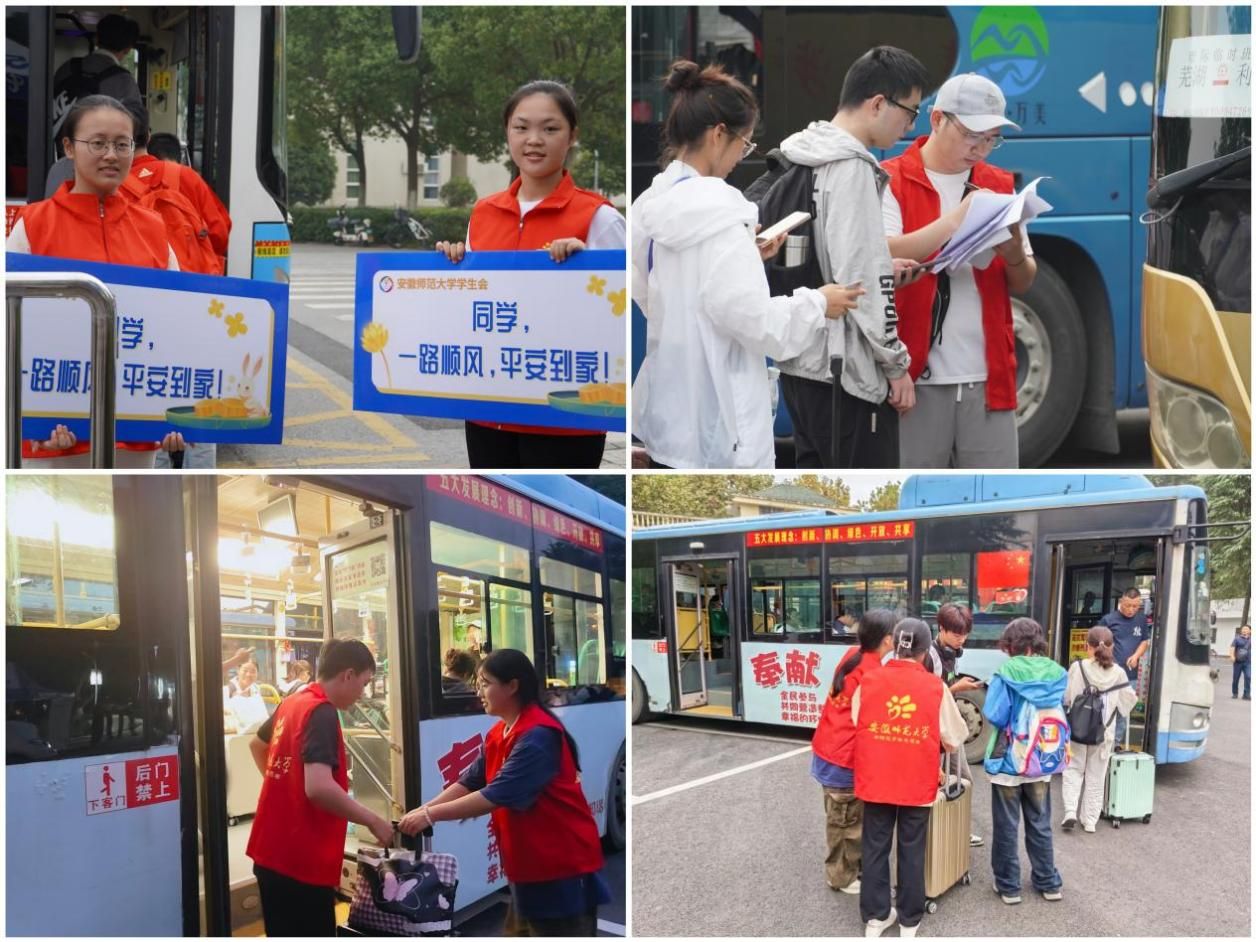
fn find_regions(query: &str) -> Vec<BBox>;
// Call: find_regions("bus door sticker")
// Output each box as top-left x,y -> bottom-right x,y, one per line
746,521 -> 915,547
8,253 -> 289,444
1068,628 -> 1090,662
354,250 -> 627,432
428,475 -> 532,524
84,755 -> 179,815
1162,34 -> 1251,118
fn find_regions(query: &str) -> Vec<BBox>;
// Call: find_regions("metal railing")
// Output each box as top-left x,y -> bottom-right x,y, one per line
7,273 -> 117,468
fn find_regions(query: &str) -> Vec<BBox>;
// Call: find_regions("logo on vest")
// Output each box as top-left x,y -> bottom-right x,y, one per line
886,694 -> 918,720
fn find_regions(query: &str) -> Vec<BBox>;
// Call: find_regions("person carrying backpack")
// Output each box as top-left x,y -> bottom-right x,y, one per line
754,47 -> 929,468
1061,626 -> 1136,832
632,60 -> 864,469
982,617 -> 1067,904
51,14 -> 144,147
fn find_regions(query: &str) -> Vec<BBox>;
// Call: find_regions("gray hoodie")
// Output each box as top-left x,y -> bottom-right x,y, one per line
776,122 -> 910,402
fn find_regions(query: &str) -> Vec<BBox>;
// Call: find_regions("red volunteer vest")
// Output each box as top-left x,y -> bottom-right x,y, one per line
812,648 -> 884,770
18,182 -> 170,459
882,137 -> 1018,410
853,659 -> 945,806
467,171 -> 613,438
484,703 -> 604,883
247,683 -> 349,887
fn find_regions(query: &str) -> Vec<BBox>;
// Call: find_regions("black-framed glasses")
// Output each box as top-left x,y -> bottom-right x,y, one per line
72,138 -> 135,157
886,97 -> 920,122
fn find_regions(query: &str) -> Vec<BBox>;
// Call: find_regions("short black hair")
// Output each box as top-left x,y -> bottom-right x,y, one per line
503,80 -> 579,132
147,133 -> 182,162
1121,587 -> 1142,600
838,46 -> 932,112
317,638 -> 376,680
999,617 -> 1048,657
96,14 -> 140,54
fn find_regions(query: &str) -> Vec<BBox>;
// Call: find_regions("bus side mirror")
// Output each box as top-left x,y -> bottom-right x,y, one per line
392,7 -> 422,64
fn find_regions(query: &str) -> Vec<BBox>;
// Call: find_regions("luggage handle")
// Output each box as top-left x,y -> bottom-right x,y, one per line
382,822 -> 434,859
941,748 -> 966,802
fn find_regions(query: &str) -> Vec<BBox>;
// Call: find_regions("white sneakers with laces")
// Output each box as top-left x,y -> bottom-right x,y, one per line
865,907 -> 898,938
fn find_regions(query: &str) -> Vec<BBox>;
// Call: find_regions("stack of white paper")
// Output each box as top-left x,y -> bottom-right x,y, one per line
928,177 -> 1053,272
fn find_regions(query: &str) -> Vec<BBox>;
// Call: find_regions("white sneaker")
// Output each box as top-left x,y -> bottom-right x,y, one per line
865,907 -> 898,938
969,833 -> 984,847
1082,823 -> 1096,833
1042,888 -> 1063,902
839,879 -> 862,895
900,923 -> 919,939
994,883 -> 1022,905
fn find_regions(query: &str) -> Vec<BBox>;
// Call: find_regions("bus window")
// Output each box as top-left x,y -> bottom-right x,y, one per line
6,9 -> 31,201
429,521 -> 531,582
544,594 -> 606,688
541,556 -> 603,598
829,549 -> 909,638
6,476 -> 145,764
631,541 -> 660,640
1186,545 -> 1212,648
921,553 -> 972,619
749,547 -> 821,642
609,577 -> 627,693
921,549 -> 1032,643
436,572 -> 488,693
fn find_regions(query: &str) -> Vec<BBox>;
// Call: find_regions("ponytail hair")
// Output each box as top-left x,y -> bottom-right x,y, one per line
830,608 -> 895,697
479,648 -> 582,770
659,59 -> 758,166
1086,625 -> 1116,669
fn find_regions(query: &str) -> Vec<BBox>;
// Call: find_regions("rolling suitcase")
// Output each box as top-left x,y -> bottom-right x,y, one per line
345,826 -> 459,936
923,749 -> 972,913
1102,725 -> 1155,827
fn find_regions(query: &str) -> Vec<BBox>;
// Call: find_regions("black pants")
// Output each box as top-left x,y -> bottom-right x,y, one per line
504,902 -> 599,937
860,802 -> 929,929
464,422 -> 606,469
779,373 -> 899,468
253,863 -> 337,937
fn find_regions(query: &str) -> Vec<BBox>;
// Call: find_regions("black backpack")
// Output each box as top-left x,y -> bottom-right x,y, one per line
744,148 -> 825,296
1067,662 -> 1128,746
51,58 -> 130,140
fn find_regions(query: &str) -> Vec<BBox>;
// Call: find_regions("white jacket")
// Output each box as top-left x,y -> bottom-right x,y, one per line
1064,658 -> 1138,742
631,160 -> 827,468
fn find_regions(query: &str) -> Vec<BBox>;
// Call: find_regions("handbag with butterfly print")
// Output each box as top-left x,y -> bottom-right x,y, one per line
348,827 -> 459,936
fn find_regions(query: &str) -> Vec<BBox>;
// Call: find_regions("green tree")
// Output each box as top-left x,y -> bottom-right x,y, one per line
632,475 -> 773,519
787,475 -> 852,508
425,6 -> 626,195
440,176 -> 477,208
287,120 -> 337,206
1149,475 -> 1251,619
288,6 -> 381,206
858,481 -> 903,513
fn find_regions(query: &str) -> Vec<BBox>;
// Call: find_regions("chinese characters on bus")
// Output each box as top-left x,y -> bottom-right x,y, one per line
746,521 -> 915,547
750,648 -> 824,725
84,755 -> 179,815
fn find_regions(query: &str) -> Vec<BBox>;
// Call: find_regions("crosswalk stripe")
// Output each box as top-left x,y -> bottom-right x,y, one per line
304,302 -> 355,309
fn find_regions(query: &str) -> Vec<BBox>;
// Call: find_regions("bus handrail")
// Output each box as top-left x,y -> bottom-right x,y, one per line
6,273 -> 118,469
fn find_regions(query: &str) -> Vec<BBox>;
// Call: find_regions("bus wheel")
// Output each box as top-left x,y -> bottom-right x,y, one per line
605,742 -> 627,851
632,670 -> 653,725
1012,260 -> 1087,467
955,691 -> 987,764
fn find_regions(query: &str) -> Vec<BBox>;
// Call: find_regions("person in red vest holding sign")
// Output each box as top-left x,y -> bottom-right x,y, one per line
881,73 -> 1038,469
852,618 -> 968,938
810,609 -> 895,895
247,639 -> 395,936
7,94 -> 186,467
399,648 -> 607,936
435,80 -> 625,470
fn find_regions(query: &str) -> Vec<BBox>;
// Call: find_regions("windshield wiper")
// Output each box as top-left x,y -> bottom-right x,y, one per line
1147,145 -> 1250,208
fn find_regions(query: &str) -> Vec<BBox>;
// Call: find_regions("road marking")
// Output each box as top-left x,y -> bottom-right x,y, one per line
597,919 -> 626,936
649,722 -> 809,746
293,450 -> 435,466
304,302 -> 355,310
631,745 -> 811,806
286,358 -> 416,449
282,409 -> 355,428
336,314 -> 355,321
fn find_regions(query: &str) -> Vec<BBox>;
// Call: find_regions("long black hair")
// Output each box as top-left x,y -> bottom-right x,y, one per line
830,608 -> 895,698
479,648 -> 581,770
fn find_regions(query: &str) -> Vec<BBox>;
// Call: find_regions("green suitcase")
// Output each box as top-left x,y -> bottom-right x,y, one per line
1102,748 -> 1155,826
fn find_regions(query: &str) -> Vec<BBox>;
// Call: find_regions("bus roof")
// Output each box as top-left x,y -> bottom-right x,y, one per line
635,476 -> 1205,540
493,475 -> 626,539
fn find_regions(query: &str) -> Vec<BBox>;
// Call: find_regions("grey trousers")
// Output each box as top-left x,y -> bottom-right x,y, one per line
899,381 -> 1018,468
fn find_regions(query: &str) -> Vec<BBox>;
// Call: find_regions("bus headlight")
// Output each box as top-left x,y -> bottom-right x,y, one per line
1146,367 -> 1249,468
1169,701 -> 1210,733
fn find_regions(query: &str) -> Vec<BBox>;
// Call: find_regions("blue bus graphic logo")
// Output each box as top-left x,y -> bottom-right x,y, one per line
970,6 -> 1051,97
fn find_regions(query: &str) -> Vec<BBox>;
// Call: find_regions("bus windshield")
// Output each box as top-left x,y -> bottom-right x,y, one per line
1149,5 -> 1251,315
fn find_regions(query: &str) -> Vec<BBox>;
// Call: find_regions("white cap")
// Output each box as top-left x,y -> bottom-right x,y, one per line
932,73 -> 1021,133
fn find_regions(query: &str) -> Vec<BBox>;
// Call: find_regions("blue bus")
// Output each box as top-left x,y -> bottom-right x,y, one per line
631,6 -> 1160,466
631,474 -> 1226,767
6,473 -> 626,935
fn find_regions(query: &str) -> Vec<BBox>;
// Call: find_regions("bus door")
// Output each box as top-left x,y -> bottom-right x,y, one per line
320,507 -> 408,883
1047,536 -> 1168,752
665,562 -> 708,710
663,557 -> 740,716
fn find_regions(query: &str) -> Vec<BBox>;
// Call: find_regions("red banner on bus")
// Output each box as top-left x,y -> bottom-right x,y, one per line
532,504 -> 604,553
427,475 -> 532,525
746,521 -> 915,547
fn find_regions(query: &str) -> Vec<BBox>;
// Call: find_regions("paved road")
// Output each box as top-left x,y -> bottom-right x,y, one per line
221,243 -> 625,469
1044,409 -> 1152,468
631,663 -> 1250,937
455,847 -> 625,936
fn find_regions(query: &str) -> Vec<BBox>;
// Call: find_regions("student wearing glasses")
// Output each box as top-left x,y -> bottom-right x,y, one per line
882,73 -> 1037,469
632,60 -> 863,469
8,94 -> 184,467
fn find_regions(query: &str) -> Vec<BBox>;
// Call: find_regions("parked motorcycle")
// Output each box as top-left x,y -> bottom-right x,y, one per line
327,206 -> 374,246
380,206 -> 433,248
